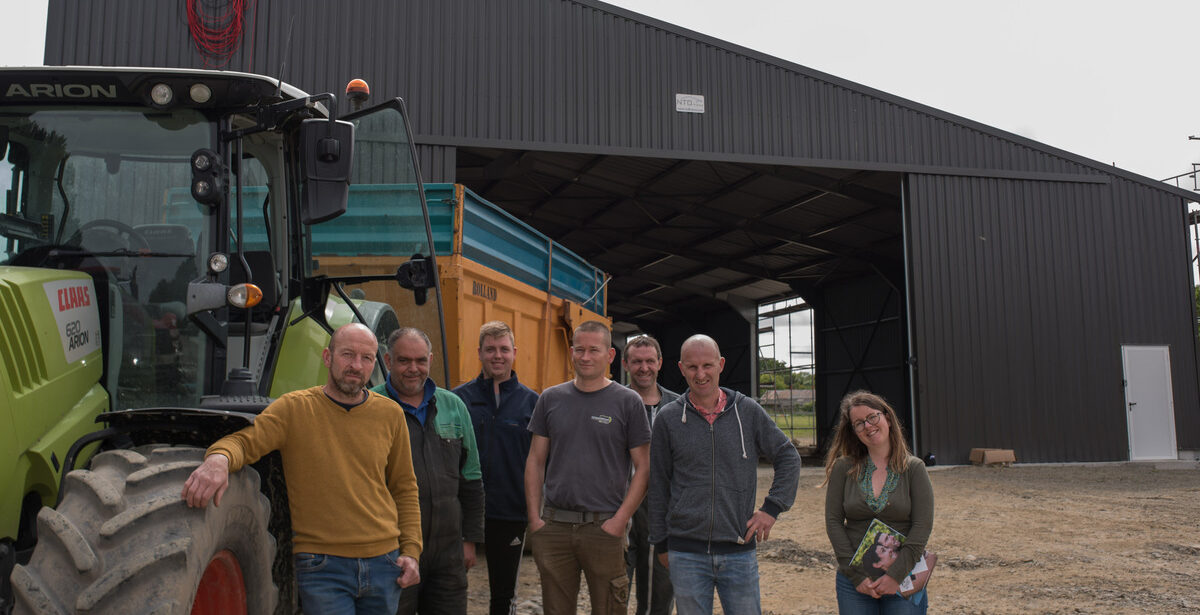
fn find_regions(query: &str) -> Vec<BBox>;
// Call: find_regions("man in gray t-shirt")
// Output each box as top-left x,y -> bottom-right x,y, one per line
530,377 -> 649,513
525,320 -> 651,615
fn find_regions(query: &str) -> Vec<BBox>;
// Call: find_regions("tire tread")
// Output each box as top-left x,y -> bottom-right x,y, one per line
10,565 -> 69,615
34,507 -> 97,572
63,470 -> 122,512
74,538 -> 190,611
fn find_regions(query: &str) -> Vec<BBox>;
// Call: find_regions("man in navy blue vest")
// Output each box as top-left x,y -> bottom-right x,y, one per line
453,321 -> 539,615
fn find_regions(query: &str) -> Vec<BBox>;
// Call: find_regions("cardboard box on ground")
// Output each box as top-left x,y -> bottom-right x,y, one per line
969,448 -> 1016,465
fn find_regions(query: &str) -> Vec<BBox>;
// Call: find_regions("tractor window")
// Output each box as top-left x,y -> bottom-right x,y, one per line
0,107 -> 215,263
0,144 -> 30,261
228,155 -> 272,253
0,107 -> 217,410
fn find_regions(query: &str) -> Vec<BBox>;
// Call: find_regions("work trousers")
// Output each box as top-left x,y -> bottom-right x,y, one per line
394,540 -> 467,615
484,518 -> 528,615
626,504 -> 673,615
530,519 -> 630,615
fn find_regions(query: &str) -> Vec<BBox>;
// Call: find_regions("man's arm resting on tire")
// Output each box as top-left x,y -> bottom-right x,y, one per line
182,453 -> 230,508
183,412 -> 286,509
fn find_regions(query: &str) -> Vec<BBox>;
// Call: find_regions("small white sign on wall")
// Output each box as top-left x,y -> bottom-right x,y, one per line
675,93 -> 705,114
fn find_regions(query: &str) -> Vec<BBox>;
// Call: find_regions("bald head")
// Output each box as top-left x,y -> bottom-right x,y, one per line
680,334 -> 720,357
678,334 -> 724,401
329,323 -> 377,352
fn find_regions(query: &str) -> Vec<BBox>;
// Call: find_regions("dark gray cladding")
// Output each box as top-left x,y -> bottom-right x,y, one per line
43,0 -> 1160,183
907,174 -> 1200,462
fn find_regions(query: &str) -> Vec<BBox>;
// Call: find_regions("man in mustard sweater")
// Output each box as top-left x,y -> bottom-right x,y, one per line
182,323 -> 422,614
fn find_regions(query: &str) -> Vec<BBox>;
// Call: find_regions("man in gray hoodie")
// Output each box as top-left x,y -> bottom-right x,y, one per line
647,334 -> 801,615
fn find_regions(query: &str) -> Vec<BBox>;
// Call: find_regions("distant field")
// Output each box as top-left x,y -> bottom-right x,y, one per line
771,411 -> 816,446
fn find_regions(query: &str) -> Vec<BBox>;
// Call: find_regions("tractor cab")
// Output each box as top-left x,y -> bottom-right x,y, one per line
0,67 -> 443,416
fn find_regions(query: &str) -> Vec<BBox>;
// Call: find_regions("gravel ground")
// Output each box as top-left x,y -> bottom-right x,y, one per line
465,461 -> 1200,614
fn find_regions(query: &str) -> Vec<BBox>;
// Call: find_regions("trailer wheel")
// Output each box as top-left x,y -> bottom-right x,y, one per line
10,447 -> 276,615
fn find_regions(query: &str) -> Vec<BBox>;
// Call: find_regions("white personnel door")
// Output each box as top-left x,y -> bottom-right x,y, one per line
1121,345 -> 1178,460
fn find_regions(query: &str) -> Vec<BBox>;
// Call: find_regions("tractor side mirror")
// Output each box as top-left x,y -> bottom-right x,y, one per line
299,119 -> 354,225
395,254 -> 436,306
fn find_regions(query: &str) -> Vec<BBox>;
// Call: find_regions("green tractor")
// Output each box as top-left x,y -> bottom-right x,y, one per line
0,67 -> 447,614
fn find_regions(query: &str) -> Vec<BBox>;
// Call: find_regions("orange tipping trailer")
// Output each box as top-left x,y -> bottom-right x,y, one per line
312,183 -> 609,391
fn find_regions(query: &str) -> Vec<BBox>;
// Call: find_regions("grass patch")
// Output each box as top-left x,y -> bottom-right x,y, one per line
771,411 -> 816,446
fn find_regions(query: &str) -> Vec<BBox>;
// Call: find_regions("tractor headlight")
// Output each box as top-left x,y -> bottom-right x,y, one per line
150,83 -> 174,106
208,252 -> 229,273
189,83 -> 213,104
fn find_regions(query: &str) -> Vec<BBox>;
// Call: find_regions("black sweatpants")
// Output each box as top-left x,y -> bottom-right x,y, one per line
484,518 -> 527,615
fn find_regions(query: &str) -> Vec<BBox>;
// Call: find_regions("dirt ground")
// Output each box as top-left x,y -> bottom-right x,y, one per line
465,462 -> 1200,614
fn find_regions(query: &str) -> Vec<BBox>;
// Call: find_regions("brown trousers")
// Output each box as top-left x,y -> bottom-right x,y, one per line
530,519 -> 630,615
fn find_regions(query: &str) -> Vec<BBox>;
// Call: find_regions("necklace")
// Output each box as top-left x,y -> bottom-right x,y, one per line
860,457 -> 899,513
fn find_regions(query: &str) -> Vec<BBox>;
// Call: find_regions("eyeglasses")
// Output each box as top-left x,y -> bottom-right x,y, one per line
852,412 -> 884,432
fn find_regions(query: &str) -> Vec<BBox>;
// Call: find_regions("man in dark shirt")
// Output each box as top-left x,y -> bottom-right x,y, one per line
622,334 -> 679,615
453,321 -> 539,615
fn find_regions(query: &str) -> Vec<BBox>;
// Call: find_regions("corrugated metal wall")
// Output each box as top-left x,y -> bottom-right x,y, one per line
416,145 -> 456,183
49,0 -> 1109,180
907,174 -> 1200,463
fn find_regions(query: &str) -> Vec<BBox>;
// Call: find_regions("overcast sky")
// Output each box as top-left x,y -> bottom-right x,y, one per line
4,0 -> 1199,184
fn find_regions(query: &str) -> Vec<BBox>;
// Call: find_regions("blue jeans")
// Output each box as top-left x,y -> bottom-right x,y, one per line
835,573 -> 928,615
295,549 -> 405,614
668,549 -> 760,615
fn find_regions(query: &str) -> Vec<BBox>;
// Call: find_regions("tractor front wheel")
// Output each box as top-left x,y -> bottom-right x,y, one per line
10,447 -> 276,615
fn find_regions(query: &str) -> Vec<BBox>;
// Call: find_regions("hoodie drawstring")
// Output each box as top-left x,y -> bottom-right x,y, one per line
733,398 -> 748,459
681,392 -> 748,459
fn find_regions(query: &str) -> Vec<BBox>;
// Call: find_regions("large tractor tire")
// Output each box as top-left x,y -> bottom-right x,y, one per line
10,447 -> 277,615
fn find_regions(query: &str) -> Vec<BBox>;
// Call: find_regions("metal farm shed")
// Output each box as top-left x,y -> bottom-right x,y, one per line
43,0 -> 1200,463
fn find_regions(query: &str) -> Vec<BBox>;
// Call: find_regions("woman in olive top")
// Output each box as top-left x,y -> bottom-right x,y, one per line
824,391 -> 934,614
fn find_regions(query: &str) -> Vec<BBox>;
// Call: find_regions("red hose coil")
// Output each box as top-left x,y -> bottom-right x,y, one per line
187,0 -> 246,68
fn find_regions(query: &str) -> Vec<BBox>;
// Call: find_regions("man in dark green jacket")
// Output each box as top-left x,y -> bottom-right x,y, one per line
374,327 -> 484,615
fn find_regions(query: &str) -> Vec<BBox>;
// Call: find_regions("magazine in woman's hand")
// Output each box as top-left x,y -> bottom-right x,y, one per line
849,518 -> 936,596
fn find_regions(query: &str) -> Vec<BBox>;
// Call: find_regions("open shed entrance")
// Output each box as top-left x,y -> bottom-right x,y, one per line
454,146 -> 913,452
